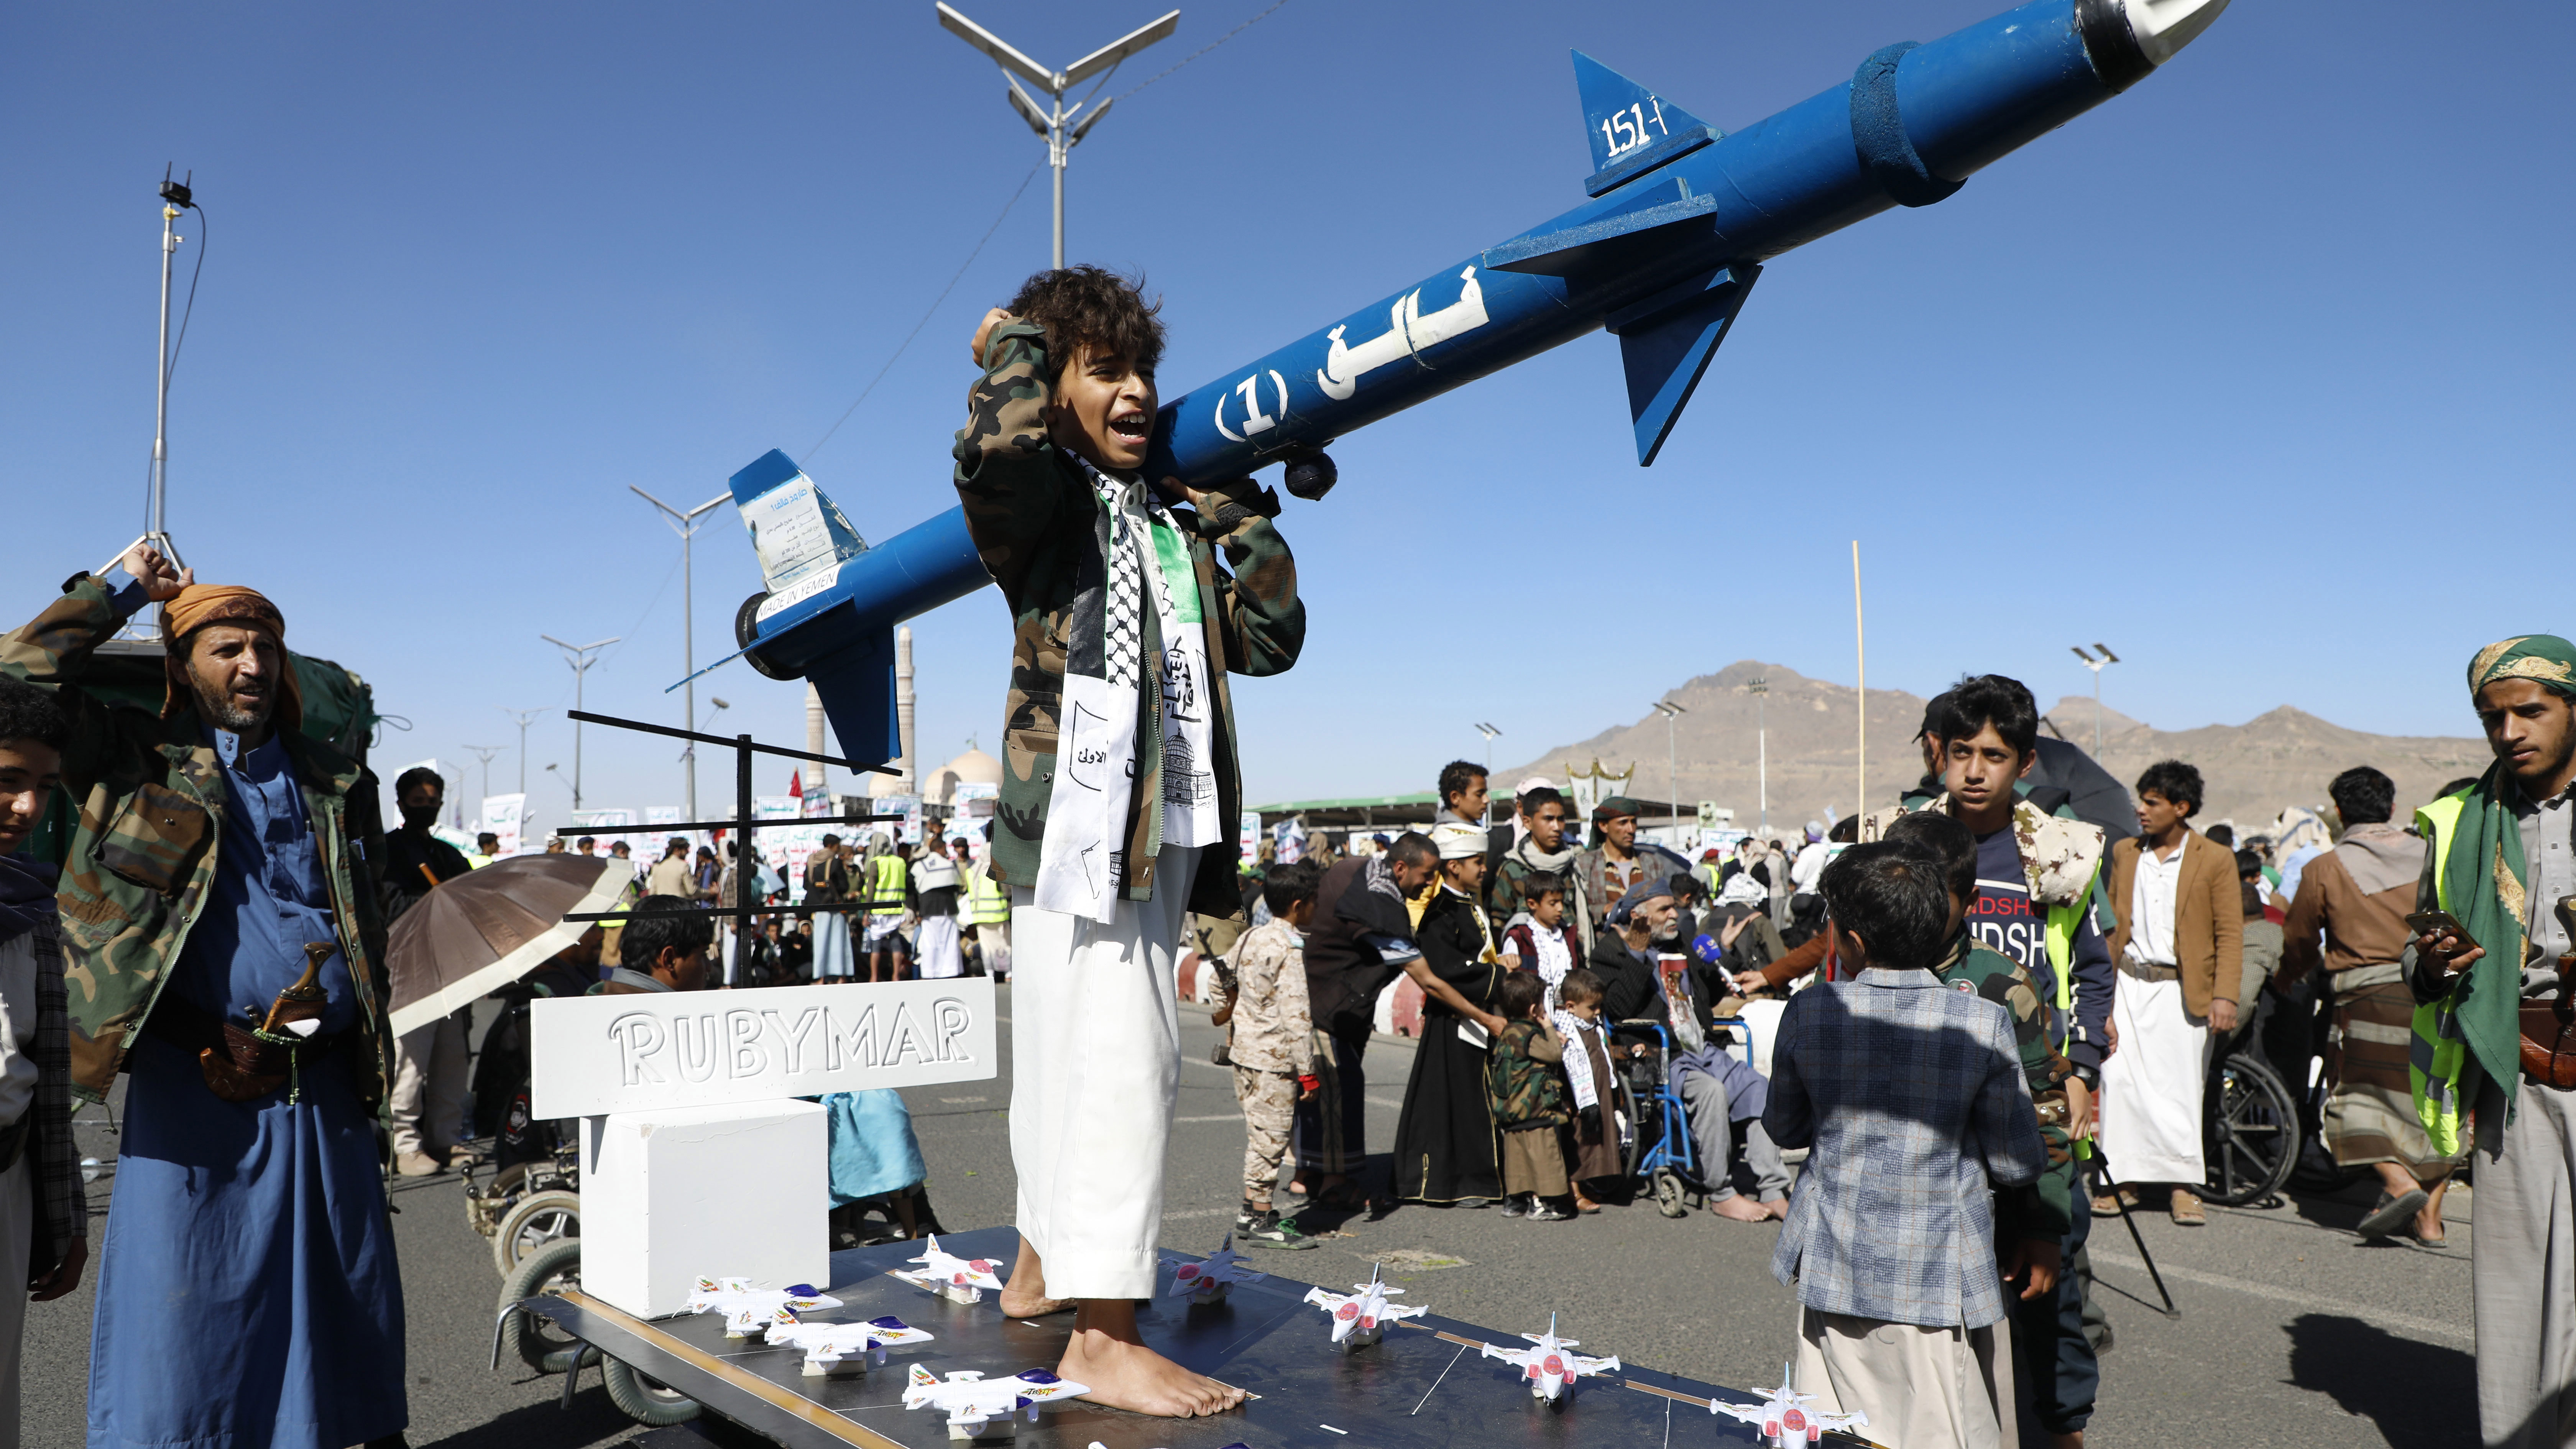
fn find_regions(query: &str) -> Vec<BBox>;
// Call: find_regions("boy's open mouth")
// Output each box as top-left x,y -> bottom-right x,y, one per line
1109,412 -> 1150,443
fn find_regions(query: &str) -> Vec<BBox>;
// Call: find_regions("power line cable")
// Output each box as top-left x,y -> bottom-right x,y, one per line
167,201 -> 207,383
1110,0 -> 1291,103
804,160 -> 1043,465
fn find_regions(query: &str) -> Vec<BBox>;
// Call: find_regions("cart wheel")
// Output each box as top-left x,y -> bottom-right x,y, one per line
1653,1169 -> 1688,1219
498,1239 -> 588,1374
2202,1054 -> 2299,1207
492,1189 -> 582,1277
604,1355 -> 702,1425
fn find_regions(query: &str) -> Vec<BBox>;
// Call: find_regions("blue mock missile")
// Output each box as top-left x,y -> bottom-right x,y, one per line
720,0 -> 2225,763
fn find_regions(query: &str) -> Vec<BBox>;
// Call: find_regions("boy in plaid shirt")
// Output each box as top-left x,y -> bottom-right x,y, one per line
1762,841 -> 2045,1449
1214,860 -> 1322,1249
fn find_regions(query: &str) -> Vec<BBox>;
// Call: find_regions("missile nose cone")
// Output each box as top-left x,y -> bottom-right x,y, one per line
2121,0 -> 2228,63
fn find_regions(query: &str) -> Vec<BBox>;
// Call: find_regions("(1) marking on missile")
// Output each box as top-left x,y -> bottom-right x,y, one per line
1315,266 -> 1490,401
1213,370 -> 1291,442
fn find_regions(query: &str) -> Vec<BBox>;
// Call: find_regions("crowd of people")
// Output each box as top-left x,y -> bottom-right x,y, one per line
2,258 -> 2571,1449
1193,660 -> 2576,1448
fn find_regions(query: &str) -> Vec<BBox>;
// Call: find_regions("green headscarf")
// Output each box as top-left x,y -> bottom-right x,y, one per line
2443,634 -> 2576,1116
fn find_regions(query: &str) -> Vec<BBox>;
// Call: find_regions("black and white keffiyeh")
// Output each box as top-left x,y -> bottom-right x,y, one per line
1031,459 -> 1216,921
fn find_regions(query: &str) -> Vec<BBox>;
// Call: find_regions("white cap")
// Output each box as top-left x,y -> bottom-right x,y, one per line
2122,0 -> 2228,64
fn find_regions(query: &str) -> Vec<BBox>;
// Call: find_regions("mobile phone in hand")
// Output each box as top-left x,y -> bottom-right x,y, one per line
2404,909 -> 2467,938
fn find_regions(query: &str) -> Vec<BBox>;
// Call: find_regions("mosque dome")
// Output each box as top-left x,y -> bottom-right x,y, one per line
925,745 -> 1003,805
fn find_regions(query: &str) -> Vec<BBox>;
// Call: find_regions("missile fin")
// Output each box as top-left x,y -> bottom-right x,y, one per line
803,622 -> 900,769
1486,177 -> 1720,279
727,450 -> 868,597
1572,52 -> 1720,197
1608,263 -> 1761,467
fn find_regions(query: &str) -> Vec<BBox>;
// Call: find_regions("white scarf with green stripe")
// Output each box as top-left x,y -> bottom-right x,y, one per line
1034,460 -> 1219,922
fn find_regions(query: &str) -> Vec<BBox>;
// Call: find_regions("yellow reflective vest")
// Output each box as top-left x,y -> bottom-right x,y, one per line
964,864 -> 1010,927
2409,791 -> 2475,1155
867,853 -> 910,915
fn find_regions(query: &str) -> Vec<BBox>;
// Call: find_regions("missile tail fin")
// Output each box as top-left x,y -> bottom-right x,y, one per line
1609,263 -> 1762,466
804,623 -> 900,769
728,449 -> 868,598
1572,52 -> 1719,197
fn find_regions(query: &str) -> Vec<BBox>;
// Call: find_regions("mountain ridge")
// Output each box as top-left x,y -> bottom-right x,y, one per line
1492,661 -> 2491,836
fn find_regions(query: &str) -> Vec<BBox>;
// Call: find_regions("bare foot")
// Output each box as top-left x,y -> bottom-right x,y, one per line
999,1237 -> 1073,1318
1060,1301 -> 1245,1417
1710,1195 -> 1770,1222
1762,1197 -> 1790,1221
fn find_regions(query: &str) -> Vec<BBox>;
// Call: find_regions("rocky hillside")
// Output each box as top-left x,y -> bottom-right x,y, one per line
1493,661 -> 2490,837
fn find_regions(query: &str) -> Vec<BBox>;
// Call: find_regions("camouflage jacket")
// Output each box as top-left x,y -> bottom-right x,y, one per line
1930,929 -> 2075,1241
1225,919 -> 1315,1075
1486,1018 -> 1571,1130
952,320 -> 1304,918
1,577 -> 393,1106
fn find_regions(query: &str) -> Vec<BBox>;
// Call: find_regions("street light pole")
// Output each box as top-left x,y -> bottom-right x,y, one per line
938,3 -> 1179,268
501,708 -> 542,793
2070,644 -> 2121,759
1651,700 -> 1687,843
633,486 -> 729,819
1473,722 -> 1502,776
1748,676 -> 1769,835
462,744 -> 505,827
540,635 -> 620,810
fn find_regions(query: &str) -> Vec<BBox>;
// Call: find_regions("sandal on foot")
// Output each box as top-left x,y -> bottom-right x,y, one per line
2357,1188 -> 2429,1240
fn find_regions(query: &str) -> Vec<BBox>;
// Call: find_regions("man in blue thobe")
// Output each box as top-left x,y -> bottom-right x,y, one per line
3,548 -> 406,1449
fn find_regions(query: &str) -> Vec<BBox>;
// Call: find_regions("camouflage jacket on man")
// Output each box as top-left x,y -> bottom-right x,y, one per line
1,577 -> 394,1106
951,319 -> 1304,918
1930,929 -> 2076,1241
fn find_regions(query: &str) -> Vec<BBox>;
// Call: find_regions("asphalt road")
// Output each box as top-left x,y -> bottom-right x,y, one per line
27,988 -> 2478,1448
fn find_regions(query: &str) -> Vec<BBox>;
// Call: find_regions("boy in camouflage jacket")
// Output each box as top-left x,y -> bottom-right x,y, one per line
955,268 -> 1302,1420
1486,971 -> 1576,1219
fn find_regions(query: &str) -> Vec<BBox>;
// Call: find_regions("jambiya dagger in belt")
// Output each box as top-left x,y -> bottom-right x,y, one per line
707,0 -> 2227,765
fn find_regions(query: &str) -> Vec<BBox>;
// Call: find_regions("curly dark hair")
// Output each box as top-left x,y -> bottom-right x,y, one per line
0,676 -> 68,751
2135,759 -> 2205,816
1436,759 -> 1486,810
1005,264 -> 1165,383
2328,765 -> 2395,826
394,766 -> 444,799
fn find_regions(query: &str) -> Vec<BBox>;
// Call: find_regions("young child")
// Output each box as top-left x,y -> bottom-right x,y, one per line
1486,971 -> 1576,1222
958,268 -> 1303,1417
1552,967 -> 1622,1211
1499,873 -> 1582,1010
1216,860 -> 1322,1250
1761,841 -> 2045,1449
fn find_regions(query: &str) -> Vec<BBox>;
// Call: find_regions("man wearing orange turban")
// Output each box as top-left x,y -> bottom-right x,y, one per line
1,542 -> 405,1448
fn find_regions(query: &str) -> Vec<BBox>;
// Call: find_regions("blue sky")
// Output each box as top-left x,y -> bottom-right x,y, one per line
8,0 -> 2568,835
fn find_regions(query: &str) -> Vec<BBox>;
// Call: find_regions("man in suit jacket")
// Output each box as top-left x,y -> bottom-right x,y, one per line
1763,841 -> 2045,1449
2098,760 -> 2243,1226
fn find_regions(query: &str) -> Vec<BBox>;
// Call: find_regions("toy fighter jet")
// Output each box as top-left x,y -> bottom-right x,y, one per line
683,1277 -> 843,1339
894,1234 -> 1009,1304
1302,1263 -> 1426,1353
761,1307 -> 935,1378
1479,1314 -> 1620,1410
902,1364 -> 1088,1441
1165,1232 -> 1267,1306
1704,1365 -> 1870,1448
